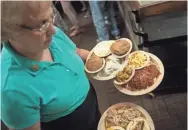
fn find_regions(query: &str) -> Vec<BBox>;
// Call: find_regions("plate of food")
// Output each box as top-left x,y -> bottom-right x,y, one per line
85,38 -> 132,80
97,102 -> 155,130
128,51 -> 150,70
90,54 -> 128,80
110,38 -> 132,58
114,53 -> 164,96
94,40 -> 115,57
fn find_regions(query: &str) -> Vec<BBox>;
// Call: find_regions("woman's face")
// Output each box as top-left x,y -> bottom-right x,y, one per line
11,2 -> 56,53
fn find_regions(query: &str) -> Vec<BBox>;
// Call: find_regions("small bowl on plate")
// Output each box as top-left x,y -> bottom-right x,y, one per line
110,38 -> 132,59
114,66 -> 135,85
128,51 -> 150,70
93,40 -> 115,57
85,57 -> 106,74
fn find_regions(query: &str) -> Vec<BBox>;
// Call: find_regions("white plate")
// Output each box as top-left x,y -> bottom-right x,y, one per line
114,53 -> 164,96
94,40 -> 115,57
97,102 -> 155,130
128,51 -> 150,70
111,38 -> 133,59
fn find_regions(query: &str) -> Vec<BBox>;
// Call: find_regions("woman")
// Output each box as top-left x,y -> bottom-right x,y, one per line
1,1 -> 100,130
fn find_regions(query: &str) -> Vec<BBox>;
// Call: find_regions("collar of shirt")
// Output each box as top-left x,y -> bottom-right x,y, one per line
2,27 -> 82,77
2,42 -> 60,76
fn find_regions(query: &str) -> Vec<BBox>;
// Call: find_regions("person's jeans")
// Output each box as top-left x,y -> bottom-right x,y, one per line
89,1 -> 120,41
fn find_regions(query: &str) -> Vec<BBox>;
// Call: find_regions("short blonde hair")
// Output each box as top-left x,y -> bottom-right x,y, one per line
1,1 -> 51,42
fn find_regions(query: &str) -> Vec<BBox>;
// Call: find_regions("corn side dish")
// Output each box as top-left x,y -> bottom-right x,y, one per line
128,53 -> 147,69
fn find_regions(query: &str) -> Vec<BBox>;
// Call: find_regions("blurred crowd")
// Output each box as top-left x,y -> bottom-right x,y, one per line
53,1 -> 121,43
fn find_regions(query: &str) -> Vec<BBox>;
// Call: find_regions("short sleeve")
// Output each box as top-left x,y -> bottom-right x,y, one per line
1,90 -> 40,129
55,26 -> 76,50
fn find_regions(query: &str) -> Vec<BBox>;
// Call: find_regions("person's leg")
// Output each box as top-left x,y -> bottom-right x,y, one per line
53,1 -> 64,18
108,2 -> 120,38
52,3 -> 69,31
89,1 -> 109,41
84,9 -> 90,18
60,1 -> 82,37
60,1 -> 78,28
80,1 -> 87,12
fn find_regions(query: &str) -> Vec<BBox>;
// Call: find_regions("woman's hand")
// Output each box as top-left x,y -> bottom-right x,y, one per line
76,48 -> 90,61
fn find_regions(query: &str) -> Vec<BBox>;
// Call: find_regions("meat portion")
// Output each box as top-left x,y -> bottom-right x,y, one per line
86,55 -> 103,71
110,40 -> 130,56
128,65 -> 160,91
145,64 -> 160,78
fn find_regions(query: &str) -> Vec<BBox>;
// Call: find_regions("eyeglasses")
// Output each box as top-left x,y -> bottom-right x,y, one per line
20,15 -> 55,33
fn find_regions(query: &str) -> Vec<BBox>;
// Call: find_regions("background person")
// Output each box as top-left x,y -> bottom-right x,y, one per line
60,1 -> 84,37
89,1 -> 120,42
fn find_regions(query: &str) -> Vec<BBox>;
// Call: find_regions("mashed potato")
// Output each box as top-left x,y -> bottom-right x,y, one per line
93,41 -> 114,57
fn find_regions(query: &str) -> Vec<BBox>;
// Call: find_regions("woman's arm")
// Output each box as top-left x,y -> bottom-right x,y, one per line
76,48 -> 90,61
9,121 -> 41,130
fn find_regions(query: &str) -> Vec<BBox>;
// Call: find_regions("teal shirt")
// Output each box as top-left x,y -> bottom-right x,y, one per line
1,27 -> 90,129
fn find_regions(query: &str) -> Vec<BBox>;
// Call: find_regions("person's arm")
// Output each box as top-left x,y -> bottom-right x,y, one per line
76,48 -> 90,62
9,122 -> 40,130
